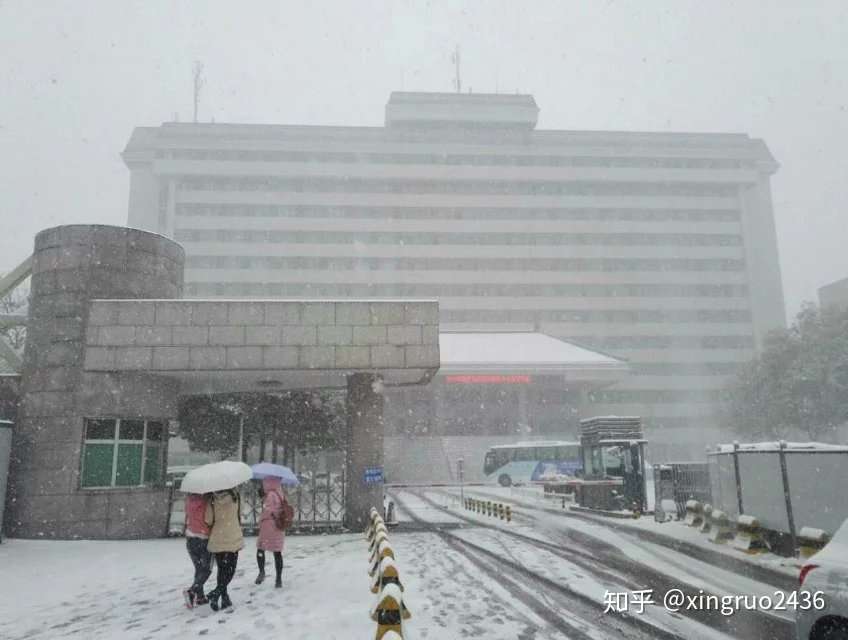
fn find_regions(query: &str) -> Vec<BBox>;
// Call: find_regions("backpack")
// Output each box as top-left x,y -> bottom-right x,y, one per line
273,491 -> 295,530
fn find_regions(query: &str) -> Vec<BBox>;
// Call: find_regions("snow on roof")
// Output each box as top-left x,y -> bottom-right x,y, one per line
438,332 -> 627,372
710,442 -> 848,454
490,440 -> 579,449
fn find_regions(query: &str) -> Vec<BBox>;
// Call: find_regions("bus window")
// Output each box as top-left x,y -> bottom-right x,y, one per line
538,447 -> 556,461
514,447 -> 534,461
484,451 -> 497,475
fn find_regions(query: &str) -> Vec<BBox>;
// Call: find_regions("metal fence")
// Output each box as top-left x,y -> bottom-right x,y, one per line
653,462 -> 712,519
708,442 -> 848,547
166,469 -> 346,535
241,472 -> 346,532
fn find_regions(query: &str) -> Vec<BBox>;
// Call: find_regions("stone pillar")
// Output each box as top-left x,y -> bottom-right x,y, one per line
345,372 -> 384,530
6,225 -> 184,539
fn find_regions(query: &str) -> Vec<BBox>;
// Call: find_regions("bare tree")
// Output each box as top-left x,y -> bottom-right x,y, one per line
0,279 -> 28,371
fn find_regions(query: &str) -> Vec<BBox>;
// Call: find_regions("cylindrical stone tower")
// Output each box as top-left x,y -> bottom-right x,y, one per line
6,225 -> 185,538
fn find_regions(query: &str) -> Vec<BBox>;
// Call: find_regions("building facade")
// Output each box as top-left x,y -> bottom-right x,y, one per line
819,277 -> 848,311
123,92 -> 785,454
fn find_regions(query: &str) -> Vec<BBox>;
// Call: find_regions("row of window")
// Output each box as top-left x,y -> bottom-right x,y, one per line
80,418 -> 165,489
176,203 -> 742,223
441,308 -> 752,323
580,335 -> 754,350
185,255 -> 747,273
159,148 -> 757,170
184,281 -> 749,298
630,362 -> 743,376
177,177 -> 739,197
175,229 -> 744,247
588,389 -> 730,404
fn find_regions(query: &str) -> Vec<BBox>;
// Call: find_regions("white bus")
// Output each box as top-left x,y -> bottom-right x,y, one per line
483,441 -> 582,487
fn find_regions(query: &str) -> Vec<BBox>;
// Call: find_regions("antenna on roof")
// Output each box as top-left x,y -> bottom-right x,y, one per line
450,45 -> 462,93
192,61 -> 205,123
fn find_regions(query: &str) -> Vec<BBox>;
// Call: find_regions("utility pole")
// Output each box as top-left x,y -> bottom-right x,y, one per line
451,45 -> 461,93
192,61 -> 205,123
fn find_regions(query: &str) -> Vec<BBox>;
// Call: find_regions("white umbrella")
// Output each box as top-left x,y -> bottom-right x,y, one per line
179,461 -> 252,494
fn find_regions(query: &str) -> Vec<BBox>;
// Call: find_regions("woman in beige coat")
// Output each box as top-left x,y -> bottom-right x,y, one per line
203,489 -> 244,611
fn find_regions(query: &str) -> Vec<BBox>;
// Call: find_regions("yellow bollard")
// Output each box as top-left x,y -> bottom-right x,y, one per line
371,556 -> 404,594
497,503 -> 504,520
506,505 -> 512,522
369,540 -> 396,577
370,530 -> 390,562
371,584 -> 410,639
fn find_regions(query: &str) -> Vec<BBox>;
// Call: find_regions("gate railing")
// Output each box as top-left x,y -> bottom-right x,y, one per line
653,462 -> 712,519
166,469 -> 346,535
240,471 -> 346,532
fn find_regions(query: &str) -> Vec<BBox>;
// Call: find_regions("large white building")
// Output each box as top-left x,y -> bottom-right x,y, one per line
123,91 -> 785,457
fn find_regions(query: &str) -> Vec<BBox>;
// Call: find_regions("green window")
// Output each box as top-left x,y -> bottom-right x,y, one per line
80,418 -> 167,488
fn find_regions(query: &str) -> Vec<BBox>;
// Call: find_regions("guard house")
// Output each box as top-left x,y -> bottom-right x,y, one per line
576,416 -> 648,511
5,225 -> 439,539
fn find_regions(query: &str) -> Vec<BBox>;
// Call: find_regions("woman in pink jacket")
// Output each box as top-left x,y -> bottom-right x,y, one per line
183,493 -> 212,607
255,477 -> 286,588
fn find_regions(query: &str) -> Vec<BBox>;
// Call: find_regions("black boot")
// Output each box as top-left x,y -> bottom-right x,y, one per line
193,586 -> 208,606
255,570 -> 265,585
274,576 -> 282,588
220,591 -> 233,610
207,588 -> 220,611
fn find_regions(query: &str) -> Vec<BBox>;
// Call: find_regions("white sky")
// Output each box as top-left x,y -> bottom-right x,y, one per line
1,0 -> 846,317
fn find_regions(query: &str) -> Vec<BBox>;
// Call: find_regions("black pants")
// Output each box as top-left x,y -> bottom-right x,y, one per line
213,552 -> 239,593
256,550 -> 283,579
186,537 -> 212,595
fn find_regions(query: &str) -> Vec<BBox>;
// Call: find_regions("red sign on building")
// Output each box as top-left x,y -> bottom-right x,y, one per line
444,374 -> 532,384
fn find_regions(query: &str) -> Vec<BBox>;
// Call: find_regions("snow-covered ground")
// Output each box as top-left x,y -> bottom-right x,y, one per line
456,484 -> 801,578
0,530 -> 581,640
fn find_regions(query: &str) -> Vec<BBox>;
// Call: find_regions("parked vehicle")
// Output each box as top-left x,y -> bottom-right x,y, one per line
797,518 -> 848,640
483,441 -> 581,487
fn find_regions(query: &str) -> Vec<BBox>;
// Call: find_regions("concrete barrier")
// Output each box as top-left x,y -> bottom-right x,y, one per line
699,504 -> 713,533
798,527 -> 831,559
732,514 -> 767,553
684,500 -> 704,527
707,509 -> 733,544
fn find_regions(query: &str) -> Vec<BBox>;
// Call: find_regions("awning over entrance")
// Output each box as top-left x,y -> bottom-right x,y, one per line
438,332 -> 629,385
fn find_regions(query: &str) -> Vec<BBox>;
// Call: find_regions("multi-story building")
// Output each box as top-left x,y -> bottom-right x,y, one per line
819,277 -> 848,311
123,91 -> 785,457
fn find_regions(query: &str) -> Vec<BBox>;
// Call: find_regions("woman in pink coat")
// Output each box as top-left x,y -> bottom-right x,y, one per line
255,477 -> 286,588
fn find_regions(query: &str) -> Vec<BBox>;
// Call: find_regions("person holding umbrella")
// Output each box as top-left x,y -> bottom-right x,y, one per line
179,461 -> 251,612
252,462 -> 298,588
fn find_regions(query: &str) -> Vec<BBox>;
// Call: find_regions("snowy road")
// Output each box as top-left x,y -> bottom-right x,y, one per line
390,488 -> 796,640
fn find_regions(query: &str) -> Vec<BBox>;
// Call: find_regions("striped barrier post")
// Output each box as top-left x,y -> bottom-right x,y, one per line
506,505 -> 512,522
371,556 -> 404,594
497,503 -> 504,520
369,540 -> 395,577
371,583 -> 410,639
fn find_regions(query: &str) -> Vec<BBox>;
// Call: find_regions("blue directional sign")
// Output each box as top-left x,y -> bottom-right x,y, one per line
364,466 -> 384,484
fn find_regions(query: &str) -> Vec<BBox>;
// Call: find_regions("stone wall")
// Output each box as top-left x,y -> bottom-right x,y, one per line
83,299 -> 439,374
6,225 -> 184,539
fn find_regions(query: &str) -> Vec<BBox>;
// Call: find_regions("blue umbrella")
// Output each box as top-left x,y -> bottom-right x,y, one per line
251,462 -> 299,486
